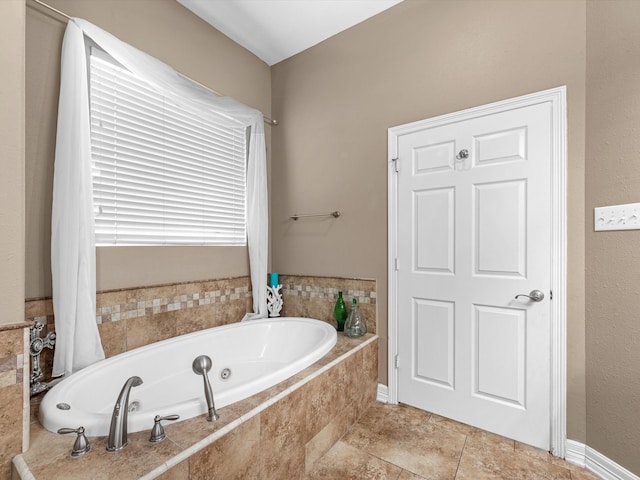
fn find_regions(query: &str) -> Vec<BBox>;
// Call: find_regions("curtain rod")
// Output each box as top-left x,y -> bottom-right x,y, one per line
30,0 -> 278,126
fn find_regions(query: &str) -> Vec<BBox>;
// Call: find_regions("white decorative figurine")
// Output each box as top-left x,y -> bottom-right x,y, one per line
267,284 -> 283,317
267,272 -> 283,317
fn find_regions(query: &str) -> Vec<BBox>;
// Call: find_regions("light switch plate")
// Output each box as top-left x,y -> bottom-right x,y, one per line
594,202 -> 640,231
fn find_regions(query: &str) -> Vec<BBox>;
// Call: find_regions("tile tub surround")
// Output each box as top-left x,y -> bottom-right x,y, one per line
24,277 -> 253,383
14,334 -> 378,479
0,324 -> 30,480
280,275 -> 377,334
24,274 -> 374,384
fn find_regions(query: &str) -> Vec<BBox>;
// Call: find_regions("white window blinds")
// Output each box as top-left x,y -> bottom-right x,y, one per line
89,50 -> 247,246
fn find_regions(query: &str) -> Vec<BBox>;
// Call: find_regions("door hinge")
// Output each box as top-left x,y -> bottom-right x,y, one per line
392,157 -> 399,173
394,257 -> 399,271
550,290 -> 553,300
394,354 -> 399,369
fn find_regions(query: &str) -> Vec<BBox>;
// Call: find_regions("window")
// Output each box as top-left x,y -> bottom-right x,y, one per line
89,49 -> 247,246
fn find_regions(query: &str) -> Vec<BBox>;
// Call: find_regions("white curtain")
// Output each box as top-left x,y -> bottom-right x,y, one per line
51,18 -> 268,377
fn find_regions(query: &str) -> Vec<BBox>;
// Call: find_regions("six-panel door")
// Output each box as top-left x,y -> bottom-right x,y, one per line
397,101 -> 552,449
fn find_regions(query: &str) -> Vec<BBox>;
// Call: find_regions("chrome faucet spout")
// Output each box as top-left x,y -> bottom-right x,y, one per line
107,376 -> 143,451
192,355 -> 219,422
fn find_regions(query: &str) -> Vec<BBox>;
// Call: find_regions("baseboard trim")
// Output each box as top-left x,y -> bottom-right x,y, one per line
586,446 -> 639,480
565,440 -> 639,480
565,439 -> 586,467
377,383 -> 389,403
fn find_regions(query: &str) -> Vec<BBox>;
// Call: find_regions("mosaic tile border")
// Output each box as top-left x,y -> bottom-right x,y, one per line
281,284 -> 376,305
96,286 -> 251,324
25,275 -> 375,329
25,284 -> 252,327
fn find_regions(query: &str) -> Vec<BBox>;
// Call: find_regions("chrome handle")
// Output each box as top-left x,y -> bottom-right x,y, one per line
456,149 -> 469,160
149,414 -> 180,443
58,426 -> 91,457
158,414 -> 180,422
515,290 -> 545,302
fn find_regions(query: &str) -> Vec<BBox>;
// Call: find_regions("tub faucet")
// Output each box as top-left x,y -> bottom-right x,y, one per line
192,355 -> 219,421
107,376 -> 143,451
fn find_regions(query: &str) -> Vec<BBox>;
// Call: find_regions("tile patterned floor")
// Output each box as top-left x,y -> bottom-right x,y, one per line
305,402 -> 601,480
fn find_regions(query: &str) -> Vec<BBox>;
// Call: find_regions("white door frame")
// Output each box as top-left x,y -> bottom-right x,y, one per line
387,86 -> 567,457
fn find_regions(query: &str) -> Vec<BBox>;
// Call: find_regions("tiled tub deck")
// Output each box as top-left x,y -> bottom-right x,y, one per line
13,334 -> 378,480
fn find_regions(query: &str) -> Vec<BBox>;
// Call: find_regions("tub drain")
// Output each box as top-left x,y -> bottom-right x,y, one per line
56,403 -> 71,410
128,400 -> 142,412
220,368 -> 231,380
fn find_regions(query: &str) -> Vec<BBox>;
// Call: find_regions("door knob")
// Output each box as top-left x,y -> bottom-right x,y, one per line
515,290 -> 544,302
456,149 -> 469,160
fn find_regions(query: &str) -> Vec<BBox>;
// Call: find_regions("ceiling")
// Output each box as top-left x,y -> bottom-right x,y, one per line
176,0 -> 404,66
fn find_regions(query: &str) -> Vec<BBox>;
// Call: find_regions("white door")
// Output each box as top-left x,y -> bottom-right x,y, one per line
395,99 -> 552,449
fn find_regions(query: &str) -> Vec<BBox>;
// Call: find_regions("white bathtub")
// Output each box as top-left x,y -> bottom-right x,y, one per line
39,317 -> 337,437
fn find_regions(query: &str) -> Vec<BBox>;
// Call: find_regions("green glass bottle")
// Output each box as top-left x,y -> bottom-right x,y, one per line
334,291 -> 348,332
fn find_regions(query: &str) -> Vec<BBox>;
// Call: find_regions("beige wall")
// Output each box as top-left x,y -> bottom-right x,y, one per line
23,0 -> 640,473
25,0 -> 271,298
0,0 -> 26,327
0,3 -> 27,477
271,0 -> 587,443
585,0 -> 640,474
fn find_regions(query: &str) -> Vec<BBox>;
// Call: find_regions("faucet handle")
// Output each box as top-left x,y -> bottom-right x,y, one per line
149,414 -> 180,443
58,426 -> 91,457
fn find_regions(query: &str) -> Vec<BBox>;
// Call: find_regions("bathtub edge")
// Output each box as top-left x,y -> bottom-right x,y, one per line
15,334 -> 378,480
143,334 -> 379,479
12,454 -> 36,480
